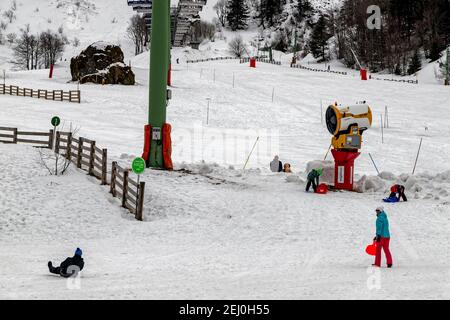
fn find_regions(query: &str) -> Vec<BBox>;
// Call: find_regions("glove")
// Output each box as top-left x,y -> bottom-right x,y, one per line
375,235 -> 381,243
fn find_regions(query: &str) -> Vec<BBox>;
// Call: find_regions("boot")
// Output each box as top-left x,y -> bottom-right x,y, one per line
387,264 -> 393,268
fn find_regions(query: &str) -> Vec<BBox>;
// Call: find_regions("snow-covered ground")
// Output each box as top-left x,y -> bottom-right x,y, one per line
1,44 -> 450,299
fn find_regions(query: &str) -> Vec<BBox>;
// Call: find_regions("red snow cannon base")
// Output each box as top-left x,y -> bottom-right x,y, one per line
316,184 -> 329,194
365,241 -> 378,256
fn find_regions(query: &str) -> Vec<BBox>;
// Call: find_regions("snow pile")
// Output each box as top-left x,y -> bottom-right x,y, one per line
354,175 -> 386,193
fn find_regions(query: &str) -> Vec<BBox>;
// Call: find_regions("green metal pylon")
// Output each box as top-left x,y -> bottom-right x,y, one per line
147,0 -> 170,168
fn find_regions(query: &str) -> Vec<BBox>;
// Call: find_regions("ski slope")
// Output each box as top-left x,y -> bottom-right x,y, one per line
1,45 -> 450,299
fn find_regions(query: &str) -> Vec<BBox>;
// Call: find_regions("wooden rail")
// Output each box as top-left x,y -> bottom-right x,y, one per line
291,64 -> 348,75
0,126 -> 53,148
187,57 -> 238,64
0,84 -> 81,103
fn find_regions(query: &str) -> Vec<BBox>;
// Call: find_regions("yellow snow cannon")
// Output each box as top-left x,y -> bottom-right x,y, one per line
326,103 -> 372,151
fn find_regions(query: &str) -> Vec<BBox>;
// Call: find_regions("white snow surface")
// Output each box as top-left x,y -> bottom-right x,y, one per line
1,41 -> 450,299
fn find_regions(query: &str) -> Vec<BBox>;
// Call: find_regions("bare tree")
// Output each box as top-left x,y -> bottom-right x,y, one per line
228,35 -> 247,57
214,0 -> 229,27
190,21 -> 216,43
3,10 -> 15,23
37,123 -> 80,176
12,25 -> 33,70
39,30 -> 66,68
127,14 -> 148,56
7,32 -> 16,45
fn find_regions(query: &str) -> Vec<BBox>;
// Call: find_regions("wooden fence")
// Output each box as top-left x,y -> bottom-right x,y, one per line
0,127 -> 145,221
110,161 -> 145,221
0,126 -> 53,148
186,57 -> 238,64
240,57 -> 282,65
291,64 -> 348,75
0,84 -> 81,103
371,77 -> 419,85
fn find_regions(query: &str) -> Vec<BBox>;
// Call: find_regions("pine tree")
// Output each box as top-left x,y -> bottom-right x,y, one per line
408,50 -> 422,75
259,0 -> 283,28
296,0 -> 314,23
226,0 -> 249,31
309,15 -> 331,62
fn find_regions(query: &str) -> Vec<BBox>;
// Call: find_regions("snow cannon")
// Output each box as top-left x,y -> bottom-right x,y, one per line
326,103 -> 372,191
326,103 -> 372,151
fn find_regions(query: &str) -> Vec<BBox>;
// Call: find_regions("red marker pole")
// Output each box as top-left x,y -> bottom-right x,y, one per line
49,64 -> 54,79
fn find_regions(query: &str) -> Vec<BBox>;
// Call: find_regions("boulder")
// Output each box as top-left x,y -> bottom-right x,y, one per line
70,41 -> 135,85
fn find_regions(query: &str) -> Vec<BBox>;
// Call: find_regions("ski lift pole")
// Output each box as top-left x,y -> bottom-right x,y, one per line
324,144 -> 332,161
412,138 -> 423,175
243,137 -> 260,170
368,153 -> 380,175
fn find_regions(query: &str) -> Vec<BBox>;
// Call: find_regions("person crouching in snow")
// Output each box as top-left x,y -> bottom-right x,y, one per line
48,248 -> 84,278
385,184 -> 408,203
270,155 -> 283,173
306,168 -> 323,192
283,163 -> 292,173
373,207 -> 393,268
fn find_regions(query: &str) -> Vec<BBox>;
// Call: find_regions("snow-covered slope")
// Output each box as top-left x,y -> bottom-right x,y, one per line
0,0 -> 136,69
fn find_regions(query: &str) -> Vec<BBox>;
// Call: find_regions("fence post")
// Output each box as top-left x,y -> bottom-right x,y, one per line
55,131 -> 61,154
12,128 -> 17,144
136,182 -> 145,221
101,148 -> 107,185
48,129 -> 54,149
110,161 -> 117,196
122,170 -> 129,208
89,141 -> 95,176
66,132 -> 72,160
77,137 -> 83,168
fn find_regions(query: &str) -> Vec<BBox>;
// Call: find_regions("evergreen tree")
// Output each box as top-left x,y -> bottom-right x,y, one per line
259,0 -> 284,28
309,15 -> 331,62
428,41 -> 442,61
296,0 -> 314,23
408,50 -> 422,75
226,0 -> 249,31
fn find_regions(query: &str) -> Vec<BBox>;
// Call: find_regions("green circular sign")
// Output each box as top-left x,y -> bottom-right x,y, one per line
132,157 -> 146,175
51,116 -> 61,127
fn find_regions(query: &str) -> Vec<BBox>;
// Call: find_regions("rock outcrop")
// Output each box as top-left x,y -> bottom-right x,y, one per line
70,42 -> 135,85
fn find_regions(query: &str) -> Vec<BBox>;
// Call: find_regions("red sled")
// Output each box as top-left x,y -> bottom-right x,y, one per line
315,183 -> 328,194
365,241 -> 378,256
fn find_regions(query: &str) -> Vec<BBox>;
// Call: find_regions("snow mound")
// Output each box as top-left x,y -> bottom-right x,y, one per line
354,175 -> 386,193
378,171 -> 397,181
286,175 -> 305,184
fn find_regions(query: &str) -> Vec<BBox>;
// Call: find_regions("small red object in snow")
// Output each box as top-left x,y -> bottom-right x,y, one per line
250,58 -> 256,68
316,183 -> 328,194
360,68 -> 367,81
365,241 -> 377,256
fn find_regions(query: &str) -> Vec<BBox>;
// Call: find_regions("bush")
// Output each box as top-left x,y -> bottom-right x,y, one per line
228,35 -> 246,58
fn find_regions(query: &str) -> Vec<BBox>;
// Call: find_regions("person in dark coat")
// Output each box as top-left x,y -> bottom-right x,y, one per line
48,248 -> 84,278
270,156 -> 283,173
306,168 -> 323,192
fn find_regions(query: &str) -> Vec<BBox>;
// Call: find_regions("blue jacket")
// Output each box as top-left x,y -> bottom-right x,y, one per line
376,211 -> 390,238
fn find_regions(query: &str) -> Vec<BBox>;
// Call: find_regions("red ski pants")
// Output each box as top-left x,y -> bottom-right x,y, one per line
375,237 -> 393,266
